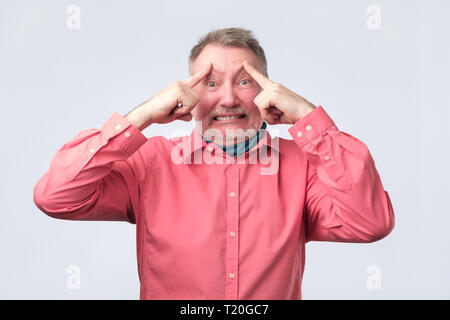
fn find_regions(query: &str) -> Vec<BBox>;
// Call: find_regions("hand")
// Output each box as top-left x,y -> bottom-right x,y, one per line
242,61 -> 316,125
125,63 -> 212,130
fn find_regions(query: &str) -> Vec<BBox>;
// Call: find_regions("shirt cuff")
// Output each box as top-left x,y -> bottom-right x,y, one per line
288,105 -> 336,151
101,111 -> 148,157
288,105 -> 352,190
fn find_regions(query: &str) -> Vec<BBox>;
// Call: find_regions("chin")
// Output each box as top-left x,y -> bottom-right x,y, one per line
197,116 -> 262,144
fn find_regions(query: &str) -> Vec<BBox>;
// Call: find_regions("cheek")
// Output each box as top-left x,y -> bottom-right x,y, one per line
194,88 -> 260,119
194,94 -> 218,119
240,91 -> 255,103
240,90 -> 260,114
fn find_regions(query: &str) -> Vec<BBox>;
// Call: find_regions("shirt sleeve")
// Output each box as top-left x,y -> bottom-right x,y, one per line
33,112 -> 148,223
288,106 -> 395,243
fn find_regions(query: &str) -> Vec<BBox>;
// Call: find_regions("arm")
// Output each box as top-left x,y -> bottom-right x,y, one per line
33,65 -> 213,222
33,112 -> 148,223
288,106 -> 395,243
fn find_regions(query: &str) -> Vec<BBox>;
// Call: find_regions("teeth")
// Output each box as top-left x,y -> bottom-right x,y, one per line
215,115 -> 243,120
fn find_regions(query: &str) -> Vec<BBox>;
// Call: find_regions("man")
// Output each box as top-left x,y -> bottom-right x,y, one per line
33,27 -> 395,299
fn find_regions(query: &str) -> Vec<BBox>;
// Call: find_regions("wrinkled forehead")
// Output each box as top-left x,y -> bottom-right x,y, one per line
190,44 -> 261,75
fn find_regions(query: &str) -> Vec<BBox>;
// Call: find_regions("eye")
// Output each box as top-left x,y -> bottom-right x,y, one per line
239,79 -> 252,87
206,81 -> 216,87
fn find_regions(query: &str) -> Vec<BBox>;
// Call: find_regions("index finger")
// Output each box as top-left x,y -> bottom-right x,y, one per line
242,60 -> 273,89
183,63 -> 212,88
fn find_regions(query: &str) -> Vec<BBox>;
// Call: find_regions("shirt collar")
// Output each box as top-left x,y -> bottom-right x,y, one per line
180,125 -> 282,162
202,121 -> 266,157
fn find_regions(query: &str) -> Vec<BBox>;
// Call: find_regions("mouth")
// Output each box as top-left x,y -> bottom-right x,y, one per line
213,114 -> 247,121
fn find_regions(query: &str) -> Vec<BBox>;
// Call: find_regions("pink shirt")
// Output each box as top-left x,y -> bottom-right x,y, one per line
33,105 -> 395,300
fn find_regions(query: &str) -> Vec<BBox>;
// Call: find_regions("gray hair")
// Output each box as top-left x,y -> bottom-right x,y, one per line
188,27 -> 268,76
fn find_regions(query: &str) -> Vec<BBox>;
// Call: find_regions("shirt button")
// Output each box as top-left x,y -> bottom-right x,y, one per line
324,155 -> 330,161
229,273 -> 235,279
297,131 -> 302,138
229,192 -> 236,197
115,124 -> 121,130
89,148 -> 95,153
306,125 -> 312,131
124,131 -> 131,138
230,231 -> 236,237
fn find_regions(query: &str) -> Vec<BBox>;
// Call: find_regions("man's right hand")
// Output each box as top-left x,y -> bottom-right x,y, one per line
125,63 -> 212,131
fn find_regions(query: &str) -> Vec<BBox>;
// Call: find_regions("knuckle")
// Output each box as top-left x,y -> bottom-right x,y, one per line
171,80 -> 184,90
170,80 -> 180,87
272,83 -> 282,91
173,86 -> 184,96
187,88 -> 198,99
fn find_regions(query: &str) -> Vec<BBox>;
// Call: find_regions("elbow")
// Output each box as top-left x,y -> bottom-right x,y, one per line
363,190 -> 396,243
33,174 -> 99,221
33,177 -> 53,216
368,190 -> 396,242
365,211 -> 395,243
33,176 -> 46,211
33,175 -> 64,218
367,219 -> 395,242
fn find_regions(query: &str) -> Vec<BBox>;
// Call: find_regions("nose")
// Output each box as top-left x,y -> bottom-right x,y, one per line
218,82 -> 239,108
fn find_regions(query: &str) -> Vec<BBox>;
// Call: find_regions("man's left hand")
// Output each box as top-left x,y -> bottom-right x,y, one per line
243,61 -> 316,125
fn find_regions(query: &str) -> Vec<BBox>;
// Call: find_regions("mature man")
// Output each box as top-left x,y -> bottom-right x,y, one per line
33,27 -> 395,300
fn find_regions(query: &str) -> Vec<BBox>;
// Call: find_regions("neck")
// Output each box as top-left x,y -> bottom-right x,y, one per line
201,122 -> 267,157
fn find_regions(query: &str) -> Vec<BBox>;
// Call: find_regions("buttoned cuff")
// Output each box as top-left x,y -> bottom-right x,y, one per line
288,106 -> 352,190
288,105 -> 336,150
101,112 -> 148,157
64,112 -> 147,181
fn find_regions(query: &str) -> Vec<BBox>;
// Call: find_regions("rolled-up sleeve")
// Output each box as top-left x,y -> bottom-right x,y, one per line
33,112 -> 148,223
288,106 -> 395,243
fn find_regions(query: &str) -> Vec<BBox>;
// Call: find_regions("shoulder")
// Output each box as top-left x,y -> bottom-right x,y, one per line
275,135 -> 308,164
137,134 -> 189,160
276,136 -> 298,154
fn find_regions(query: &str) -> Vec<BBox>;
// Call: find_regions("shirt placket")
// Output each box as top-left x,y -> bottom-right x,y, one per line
225,165 -> 240,299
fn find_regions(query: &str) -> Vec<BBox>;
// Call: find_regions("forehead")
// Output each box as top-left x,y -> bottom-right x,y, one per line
192,44 -> 261,74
